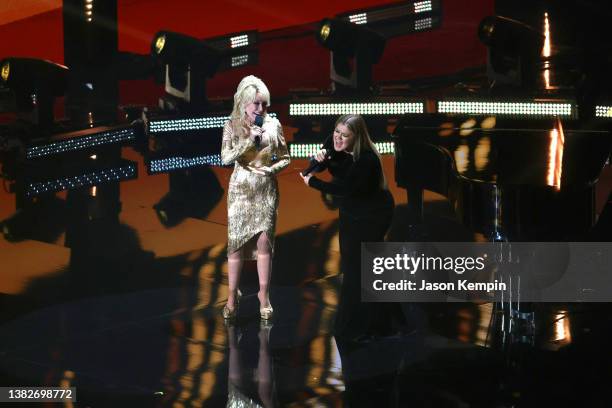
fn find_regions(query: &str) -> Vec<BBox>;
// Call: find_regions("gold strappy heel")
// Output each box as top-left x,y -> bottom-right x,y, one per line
223,290 -> 242,320
260,304 -> 273,321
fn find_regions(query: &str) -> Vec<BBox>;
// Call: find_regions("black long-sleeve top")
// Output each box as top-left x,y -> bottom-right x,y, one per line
308,149 -> 394,218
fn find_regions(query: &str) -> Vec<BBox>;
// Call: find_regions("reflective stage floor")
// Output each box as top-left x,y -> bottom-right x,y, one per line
1,147 -> 611,407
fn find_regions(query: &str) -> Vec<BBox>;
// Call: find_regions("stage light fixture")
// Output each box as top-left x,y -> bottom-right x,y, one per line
1,61 -> 9,82
289,102 -> 423,116
339,0 -> 440,26
415,17 -> 433,31
0,58 -> 69,127
289,142 -> 394,158
25,161 -> 137,197
0,58 -> 68,96
595,106 -> 612,118
151,30 -> 221,110
349,13 -> 368,25
231,54 -> 250,68
154,34 -> 166,55
203,30 -> 258,52
478,15 -> 544,88
148,154 -> 225,174
316,17 -> 386,92
414,1 -> 433,13
437,100 -> 575,118
148,112 -> 277,134
317,18 -> 385,63
26,125 -> 136,159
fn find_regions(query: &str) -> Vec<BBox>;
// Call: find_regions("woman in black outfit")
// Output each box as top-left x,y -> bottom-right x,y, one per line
300,114 -> 395,340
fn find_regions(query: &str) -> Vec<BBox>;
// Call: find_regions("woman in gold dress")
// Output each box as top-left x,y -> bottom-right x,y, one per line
221,75 -> 290,321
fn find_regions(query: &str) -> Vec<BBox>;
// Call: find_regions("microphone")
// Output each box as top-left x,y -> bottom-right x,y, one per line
301,135 -> 334,176
254,114 -> 264,146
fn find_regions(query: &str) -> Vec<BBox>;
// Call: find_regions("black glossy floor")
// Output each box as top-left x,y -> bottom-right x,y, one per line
1,147 -> 612,408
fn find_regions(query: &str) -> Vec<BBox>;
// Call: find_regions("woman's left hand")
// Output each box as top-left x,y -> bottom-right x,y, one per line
248,165 -> 273,176
299,172 -> 312,186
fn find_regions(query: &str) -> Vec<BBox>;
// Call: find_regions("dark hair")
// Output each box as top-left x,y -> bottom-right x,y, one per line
335,114 -> 387,189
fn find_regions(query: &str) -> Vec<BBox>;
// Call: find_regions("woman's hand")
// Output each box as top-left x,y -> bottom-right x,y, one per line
248,165 -> 272,176
249,126 -> 264,143
314,149 -> 327,162
299,172 -> 313,186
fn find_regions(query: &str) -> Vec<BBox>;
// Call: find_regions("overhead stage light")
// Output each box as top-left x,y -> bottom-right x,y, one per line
151,30 -> 259,111
478,15 -> 544,88
339,0 -> 440,26
316,18 -> 386,93
203,30 -> 258,52
151,30 -> 221,110
0,58 -> 68,127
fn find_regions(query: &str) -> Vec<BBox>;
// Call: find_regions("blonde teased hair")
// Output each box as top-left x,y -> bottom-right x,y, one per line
230,75 -> 271,138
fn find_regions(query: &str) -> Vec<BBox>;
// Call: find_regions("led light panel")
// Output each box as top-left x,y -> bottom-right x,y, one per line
149,112 -> 277,133
26,127 -> 135,159
289,142 -> 394,158
148,154 -> 226,173
289,102 -> 424,116
437,101 -> 574,117
26,163 -> 137,197
595,105 -> 612,118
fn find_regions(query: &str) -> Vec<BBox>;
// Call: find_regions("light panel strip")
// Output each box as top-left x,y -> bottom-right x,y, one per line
289,142 -> 394,158
231,54 -> 249,67
349,13 -> 368,24
595,106 -> 612,118
289,102 -> 423,116
230,34 -> 249,48
26,163 -> 137,197
26,128 -> 135,159
414,1 -> 433,13
149,154 -> 225,173
149,112 -> 277,133
415,17 -> 433,30
437,101 -> 574,117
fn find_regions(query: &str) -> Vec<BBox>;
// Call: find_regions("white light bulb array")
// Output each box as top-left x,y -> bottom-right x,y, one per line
437,101 -> 573,117
415,17 -> 433,30
349,13 -> 368,25
231,54 -> 249,68
149,154 -> 225,173
85,0 -> 93,22
289,102 -> 423,116
26,164 -> 136,197
149,113 -> 276,133
595,106 -> 612,118
26,128 -> 135,159
230,35 -> 249,48
414,1 -> 433,13
375,142 -> 395,154
289,144 -> 324,158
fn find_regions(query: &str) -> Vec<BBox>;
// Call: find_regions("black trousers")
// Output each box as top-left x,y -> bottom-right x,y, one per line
334,207 -> 395,339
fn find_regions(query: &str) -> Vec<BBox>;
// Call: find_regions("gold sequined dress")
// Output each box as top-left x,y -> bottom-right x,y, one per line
221,115 -> 290,259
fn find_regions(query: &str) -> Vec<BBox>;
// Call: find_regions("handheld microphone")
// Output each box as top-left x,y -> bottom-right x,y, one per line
301,135 -> 334,176
254,115 -> 263,146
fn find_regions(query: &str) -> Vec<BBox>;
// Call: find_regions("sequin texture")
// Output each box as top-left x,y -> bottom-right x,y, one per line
221,116 -> 290,259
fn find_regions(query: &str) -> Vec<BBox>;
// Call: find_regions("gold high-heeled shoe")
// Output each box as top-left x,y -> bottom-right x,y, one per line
260,304 -> 273,321
223,290 -> 242,320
